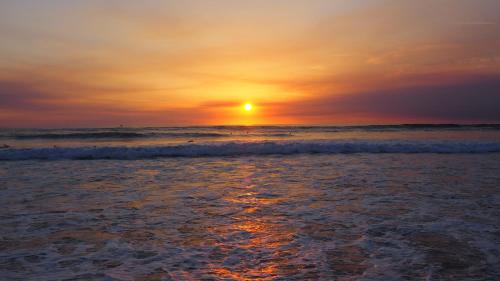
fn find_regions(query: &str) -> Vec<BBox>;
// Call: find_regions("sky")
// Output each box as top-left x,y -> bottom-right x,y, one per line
0,0 -> 499,127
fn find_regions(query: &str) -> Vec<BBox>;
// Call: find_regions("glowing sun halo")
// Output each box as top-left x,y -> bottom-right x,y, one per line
244,103 -> 253,111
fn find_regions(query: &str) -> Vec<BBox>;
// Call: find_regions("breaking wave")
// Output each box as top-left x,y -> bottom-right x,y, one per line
9,132 -> 228,139
1,140 -> 499,160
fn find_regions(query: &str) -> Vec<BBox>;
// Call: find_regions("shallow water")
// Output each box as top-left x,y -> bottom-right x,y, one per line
1,154 -> 499,280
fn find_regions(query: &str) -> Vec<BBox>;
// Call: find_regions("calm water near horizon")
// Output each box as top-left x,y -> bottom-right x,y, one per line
2,125 -> 500,147
1,125 -> 499,280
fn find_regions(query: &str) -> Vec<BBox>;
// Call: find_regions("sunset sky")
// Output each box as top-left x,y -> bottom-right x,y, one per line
1,0 -> 499,127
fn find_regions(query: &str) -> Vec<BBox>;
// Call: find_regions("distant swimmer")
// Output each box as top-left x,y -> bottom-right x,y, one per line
187,140 -> 194,143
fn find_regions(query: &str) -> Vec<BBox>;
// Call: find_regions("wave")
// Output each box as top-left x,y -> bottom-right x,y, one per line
215,124 -> 500,131
204,124 -> 500,129
9,132 -> 228,140
286,124 -> 500,132
1,141 -> 499,160
2,124 -> 499,140
4,131 -> 298,140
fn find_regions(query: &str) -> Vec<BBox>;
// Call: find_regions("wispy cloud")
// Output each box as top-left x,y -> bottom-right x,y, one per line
1,0 -> 500,126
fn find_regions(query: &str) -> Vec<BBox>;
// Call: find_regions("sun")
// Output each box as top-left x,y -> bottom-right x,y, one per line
244,103 -> 253,111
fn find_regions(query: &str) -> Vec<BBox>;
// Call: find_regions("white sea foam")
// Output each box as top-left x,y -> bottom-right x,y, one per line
1,140 -> 499,160
1,154 -> 499,279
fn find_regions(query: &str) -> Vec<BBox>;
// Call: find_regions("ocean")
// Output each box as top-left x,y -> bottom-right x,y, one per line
1,125 -> 499,280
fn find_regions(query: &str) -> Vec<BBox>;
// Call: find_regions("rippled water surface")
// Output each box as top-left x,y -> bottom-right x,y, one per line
1,154 -> 499,280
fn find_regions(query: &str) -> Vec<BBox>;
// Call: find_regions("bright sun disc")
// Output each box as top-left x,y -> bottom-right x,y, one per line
244,103 -> 253,111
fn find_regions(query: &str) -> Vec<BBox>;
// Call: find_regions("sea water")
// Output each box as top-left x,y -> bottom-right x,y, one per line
0,125 -> 499,280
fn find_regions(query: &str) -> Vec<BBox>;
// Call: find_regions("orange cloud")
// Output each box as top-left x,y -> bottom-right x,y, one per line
1,0 -> 499,127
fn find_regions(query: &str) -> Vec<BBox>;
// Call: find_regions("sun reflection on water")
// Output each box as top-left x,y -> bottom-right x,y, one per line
205,166 -> 298,280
